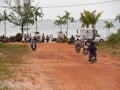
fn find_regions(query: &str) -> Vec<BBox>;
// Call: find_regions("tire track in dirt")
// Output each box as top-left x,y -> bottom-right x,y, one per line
5,43 -> 120,90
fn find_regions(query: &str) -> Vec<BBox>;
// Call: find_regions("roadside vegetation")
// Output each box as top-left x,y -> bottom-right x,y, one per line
98,29 -> 120,60
0,44 -> 30,89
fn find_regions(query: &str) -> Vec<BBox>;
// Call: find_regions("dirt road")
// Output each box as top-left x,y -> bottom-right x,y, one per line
7,43 -> 120,90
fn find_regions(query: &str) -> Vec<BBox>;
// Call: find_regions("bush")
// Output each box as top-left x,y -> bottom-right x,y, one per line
15,33 -> 22,42
107,28 -> 120,44
10,36 -> 16,42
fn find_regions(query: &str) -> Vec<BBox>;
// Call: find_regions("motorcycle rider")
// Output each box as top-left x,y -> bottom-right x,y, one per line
69,35 -> 75,44
75,39 -> 81,53
89,41 -> 97,61
82,39 -> 89,54
31,38 -> 36,51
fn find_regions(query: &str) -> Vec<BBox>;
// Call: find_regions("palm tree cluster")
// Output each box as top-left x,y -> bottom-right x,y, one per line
54,10 -> 102,41
104,21 -> 114,38
80,10 -> 102,28
0,0 -> 119,41
115,14 -> 120,23
54,11 -> 74,38
0,0 -> 44,36
54,16 -> 65,32
104,14 -> 120,38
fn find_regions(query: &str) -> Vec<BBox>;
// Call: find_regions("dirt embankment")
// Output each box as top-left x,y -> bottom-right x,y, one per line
5,43 -> 120,90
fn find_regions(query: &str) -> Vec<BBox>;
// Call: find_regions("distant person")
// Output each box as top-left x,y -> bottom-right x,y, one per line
46,35 -> 50,43
70,35 -> 75,43
42,33 -> 45,42
2,34 -> 5,43
76,29 -> 80,40
63,34 -> 67,42
22,33 -> 26,43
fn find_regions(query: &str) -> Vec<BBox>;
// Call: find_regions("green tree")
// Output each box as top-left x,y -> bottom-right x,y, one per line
115,14 -> 120,23
5,0 -> 35,35
33,7 -> 44,32
62,11 -> 74,37
0,10 -> 9,37
54,16 -> 65,31
80,10 -> 102,28
104,21 -> 114,38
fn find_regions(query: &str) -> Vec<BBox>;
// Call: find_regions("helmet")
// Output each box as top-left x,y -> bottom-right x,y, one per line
90,41 -> 94,45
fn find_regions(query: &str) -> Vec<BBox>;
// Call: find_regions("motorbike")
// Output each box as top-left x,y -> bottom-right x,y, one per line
83,45 -> 89,55
31,39 -> 36,51
75,44 -> 81,53
68,39 -> 75,44
89,53 -> 97,62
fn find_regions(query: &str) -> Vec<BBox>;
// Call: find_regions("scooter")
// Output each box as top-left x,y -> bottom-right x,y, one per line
75,44 -> 81,53
83,45 -> 89,55
31,39 -> 36,51
89,53 -> 97,62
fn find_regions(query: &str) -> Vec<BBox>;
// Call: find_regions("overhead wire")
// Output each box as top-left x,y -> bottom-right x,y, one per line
41,0 -> 120,8
0,0 -> 120,9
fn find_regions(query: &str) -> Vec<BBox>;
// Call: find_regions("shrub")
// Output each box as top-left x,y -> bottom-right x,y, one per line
107,28 -> 120,44
9,36 -> 16,42
15,33 -> 22,42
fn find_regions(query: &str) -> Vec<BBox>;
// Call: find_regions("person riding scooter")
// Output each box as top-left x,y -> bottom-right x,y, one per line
75,39 -> 81,53
82,40 -> 89,55
89,41 -> 97,62
31,38 -> 36,51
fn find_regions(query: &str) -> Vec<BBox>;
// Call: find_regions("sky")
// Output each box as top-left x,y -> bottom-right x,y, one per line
0,0 -> 120,19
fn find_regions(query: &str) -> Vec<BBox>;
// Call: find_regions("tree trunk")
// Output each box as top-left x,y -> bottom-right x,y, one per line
4,20 -> 6,37
21,25 -> 24,35
106,29 -> 110,38
60,25 -> 62,31
27,24 -> 29,34
92,29 -> 96,40
66,22 -> 68,37
36,20 -> 38,32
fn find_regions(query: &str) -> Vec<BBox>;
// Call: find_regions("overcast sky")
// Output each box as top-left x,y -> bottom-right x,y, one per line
0,0 -> 120,19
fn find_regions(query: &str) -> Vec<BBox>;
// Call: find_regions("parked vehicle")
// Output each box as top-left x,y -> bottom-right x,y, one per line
80,28 -> 107,45
93,35 -> 107,43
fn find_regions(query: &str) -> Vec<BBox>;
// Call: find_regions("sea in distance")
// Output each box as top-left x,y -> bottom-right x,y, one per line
0,19 -> 119,38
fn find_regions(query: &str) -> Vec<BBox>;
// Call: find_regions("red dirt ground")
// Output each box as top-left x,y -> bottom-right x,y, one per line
6,43 -> 120,90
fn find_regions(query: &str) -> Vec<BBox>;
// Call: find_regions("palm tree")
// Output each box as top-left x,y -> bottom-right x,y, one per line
80,10 -> 102,28
54,16 -> 65,31
80,12 -> 89,28
90,11 -> 102,28
62,11 -> 74,37
104,21 -> 114,38
23,3 -> 35,33
115,14 -> 120,23
0,10 -> 9,37
34,7 -> 44,32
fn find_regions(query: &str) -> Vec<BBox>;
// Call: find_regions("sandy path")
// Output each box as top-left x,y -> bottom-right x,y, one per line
6,43 -> 120,90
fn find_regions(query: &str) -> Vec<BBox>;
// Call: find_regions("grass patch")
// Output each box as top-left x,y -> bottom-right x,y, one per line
0,86 -> 11,90
0,43 -> 30,81
0,44 -> 29,64
98,42 -> 120,60
0,65 -> 14,81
